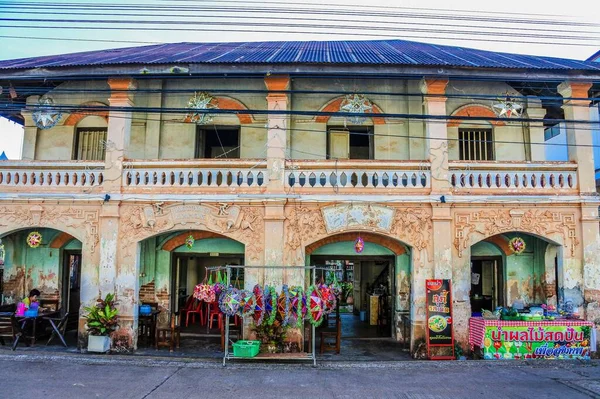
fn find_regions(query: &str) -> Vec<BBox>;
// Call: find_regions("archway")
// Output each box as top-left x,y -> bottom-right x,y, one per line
306,231 -> 411,343
0,227 -> 83,342
136,230 -> 245,350
468,232 -> 562,315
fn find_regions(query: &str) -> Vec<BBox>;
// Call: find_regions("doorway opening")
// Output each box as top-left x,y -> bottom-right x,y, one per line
312,255 -> 394,339
470,256 -> 503,313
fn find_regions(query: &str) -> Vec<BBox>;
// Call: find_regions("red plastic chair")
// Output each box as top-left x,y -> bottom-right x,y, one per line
179,296 -> 195,322
208,302 -> 223,330
185,300 -> 203,327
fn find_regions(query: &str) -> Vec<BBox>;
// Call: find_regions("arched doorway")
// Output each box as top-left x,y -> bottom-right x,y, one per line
469,232 -> 561,314
136,230 -> 245,346
306,232 -> 410,340
0,227 -> 83,337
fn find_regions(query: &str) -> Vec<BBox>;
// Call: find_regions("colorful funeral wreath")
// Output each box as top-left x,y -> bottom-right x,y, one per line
239,289 -> 256,317
27,231 -> 42,248
287,286 -> 304,328
263,285 -> 278,326
306,285 -> 324,327
219,287 -> 241,317
509,237 -> 526,255
278,285 -> 291,326
320,284 -> 337,315
252,284 -> 265,326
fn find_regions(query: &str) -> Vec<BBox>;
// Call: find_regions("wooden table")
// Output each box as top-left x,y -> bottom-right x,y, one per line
15,310 -> 61,347
139,309 -> 161,346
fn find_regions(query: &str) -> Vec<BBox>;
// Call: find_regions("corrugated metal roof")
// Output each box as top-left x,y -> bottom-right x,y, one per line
1,39 -> 599,71
587,49 -> 600,62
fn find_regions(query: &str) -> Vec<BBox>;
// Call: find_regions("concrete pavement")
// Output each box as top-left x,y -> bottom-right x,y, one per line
0,354 -> 599,398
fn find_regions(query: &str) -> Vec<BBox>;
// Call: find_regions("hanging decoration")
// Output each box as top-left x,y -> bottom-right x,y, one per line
213,270 -> 226,297
354,236 -> 365,254
277,285 -> 291,326
252,284 -> 265,326
186,91 -> 218,124
339,94 -> 373,125
239,289 -> 256,317
306,285 -> 324,327
219,287 -> 241,317
185,234 -> 195,249
287,286 -> 303,328
319,284 -> 337,315
32,97 -> 62,129
26,231 -> 42,248
509,237 -> 526,255
492,93 -> 523,118
263,285 -> 278,326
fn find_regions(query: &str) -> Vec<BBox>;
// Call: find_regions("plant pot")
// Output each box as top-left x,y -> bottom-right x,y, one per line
88,335 -> 111,353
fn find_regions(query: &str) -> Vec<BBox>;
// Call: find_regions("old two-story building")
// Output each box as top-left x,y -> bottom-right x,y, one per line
0,39 -> 599,353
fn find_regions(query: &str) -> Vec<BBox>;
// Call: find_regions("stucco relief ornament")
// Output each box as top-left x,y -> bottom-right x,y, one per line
26,231 -> 42,248
492,93 -> 523,118
339,94 -> 373,125
186,91 -> 218,124
32,97 -> 62,129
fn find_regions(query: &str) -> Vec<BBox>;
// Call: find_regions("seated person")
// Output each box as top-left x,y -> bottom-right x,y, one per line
23,289 -> 41,310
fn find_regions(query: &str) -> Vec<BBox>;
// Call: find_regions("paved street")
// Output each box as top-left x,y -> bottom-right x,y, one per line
1,354 -> 600,398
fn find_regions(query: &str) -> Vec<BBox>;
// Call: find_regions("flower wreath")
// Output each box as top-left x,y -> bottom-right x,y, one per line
219,287 -> 241,317
278,285 -> 291,326
306,285 -> 324,327
263,285 -> 278,326
239,289 -> 256,317
509,237 -> 526,254
319,283 -> 337,316
287,286 -> 303,328
252,284 -> 265,326
27,231 -> 42,248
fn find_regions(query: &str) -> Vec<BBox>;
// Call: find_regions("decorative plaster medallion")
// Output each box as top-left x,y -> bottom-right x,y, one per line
339,94 -> 373,125
186,92 -> 218,124
32,97 -> 62,129
321,204 -> 394,233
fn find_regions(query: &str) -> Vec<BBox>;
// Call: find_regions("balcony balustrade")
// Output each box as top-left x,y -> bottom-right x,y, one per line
285,160 -> 431,193
0,161 -> 104,191
122,159 -> 267,192
448,161 -> 578,194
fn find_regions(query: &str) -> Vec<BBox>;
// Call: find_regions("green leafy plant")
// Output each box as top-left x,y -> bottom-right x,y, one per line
84,293 -> 119,336
253,319 -> 288,352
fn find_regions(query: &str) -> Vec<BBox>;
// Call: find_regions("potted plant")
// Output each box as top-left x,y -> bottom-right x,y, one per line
84,293 -> 118,353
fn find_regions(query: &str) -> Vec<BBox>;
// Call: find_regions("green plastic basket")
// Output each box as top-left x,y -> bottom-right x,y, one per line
232,340 -> 260,358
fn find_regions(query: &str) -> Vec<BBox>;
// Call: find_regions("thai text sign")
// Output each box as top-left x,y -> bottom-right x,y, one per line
482,325 -> 591,360
426,279 -> 453,346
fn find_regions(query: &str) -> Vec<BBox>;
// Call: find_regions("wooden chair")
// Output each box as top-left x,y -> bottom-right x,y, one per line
155,313 -> 181,352
39,298 -> 59,312
319,316 -> 341,354
0,314 -> 13,347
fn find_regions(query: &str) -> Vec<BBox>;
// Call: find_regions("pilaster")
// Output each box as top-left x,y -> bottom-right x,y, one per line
558,81 -> 594,194
144,79 -> 163,159
525,96 -> 546,161
420,78 -> 450,195
105,78 -> 137,192
264,75 -> 290,194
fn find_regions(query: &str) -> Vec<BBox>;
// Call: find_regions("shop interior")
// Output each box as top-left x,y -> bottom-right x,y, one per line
312,255 -> 394,339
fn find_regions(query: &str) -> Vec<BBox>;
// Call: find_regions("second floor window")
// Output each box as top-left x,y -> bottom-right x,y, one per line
74,128 -> 107,160
327,127 -> 373,160
458,128 -> 494,161
195,127 -> 240,158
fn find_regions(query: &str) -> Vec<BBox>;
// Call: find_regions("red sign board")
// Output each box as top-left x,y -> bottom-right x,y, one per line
426,279 -> 455,360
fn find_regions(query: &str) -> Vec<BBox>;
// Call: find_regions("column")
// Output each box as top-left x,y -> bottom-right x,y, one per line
558,81 -> 594,194
420,78 -> 450,195
104,78 -> 137,192
264,75 -> 290,194
144,79 -> 163,159
526,96 -> 546,161
21,96 -> 39,161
